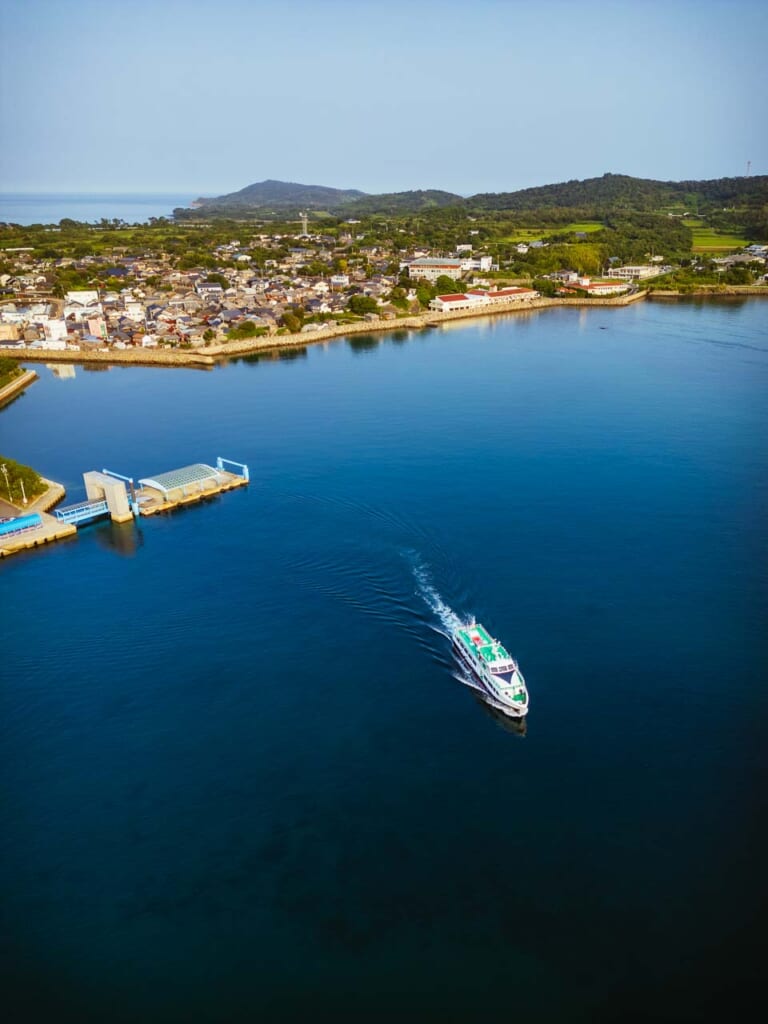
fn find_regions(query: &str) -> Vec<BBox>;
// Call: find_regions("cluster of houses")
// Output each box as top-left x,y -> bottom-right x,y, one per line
0,238 -> 511,351
0,239 -> 401,350
710,244 -> 768,275
1,232 -> 765,352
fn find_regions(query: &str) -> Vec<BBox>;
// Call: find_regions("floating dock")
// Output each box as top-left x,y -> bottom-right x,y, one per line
135,460 -> 249,516
1,457 -> 248,560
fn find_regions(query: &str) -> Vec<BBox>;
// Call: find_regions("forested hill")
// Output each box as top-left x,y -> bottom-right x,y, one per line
468,173 -> 768,212
345,190 -> 464,214
193,181 -> 464,215
194,179 -> 367,212
181,174 -> 768,233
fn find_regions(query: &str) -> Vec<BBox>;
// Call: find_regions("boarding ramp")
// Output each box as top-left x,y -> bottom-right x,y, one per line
55,498 -> 110,525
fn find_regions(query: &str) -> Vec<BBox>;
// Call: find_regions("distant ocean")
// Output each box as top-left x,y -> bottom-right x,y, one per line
0,193 -> 196,226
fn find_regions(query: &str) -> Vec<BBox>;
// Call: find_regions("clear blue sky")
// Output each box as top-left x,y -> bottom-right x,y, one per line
1,0 -> 766,195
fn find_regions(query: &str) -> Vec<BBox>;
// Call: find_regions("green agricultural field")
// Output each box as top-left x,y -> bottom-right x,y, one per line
558,221 -> 603,233
498,221 -> 603,243
497,228 -> 546,243
684,217 -> 752,252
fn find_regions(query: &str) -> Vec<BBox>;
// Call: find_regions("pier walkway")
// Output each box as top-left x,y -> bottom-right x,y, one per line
55,499 -> 110,526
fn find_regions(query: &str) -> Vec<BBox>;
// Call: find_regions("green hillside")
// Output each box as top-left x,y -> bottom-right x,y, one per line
194,179 -> 366,212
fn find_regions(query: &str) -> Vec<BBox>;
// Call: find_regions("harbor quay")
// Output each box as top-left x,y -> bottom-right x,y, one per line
0,458 -> 249,560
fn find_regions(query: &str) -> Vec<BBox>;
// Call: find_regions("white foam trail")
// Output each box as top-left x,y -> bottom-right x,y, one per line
410,555 -> 492,699
411,557 -> 466,637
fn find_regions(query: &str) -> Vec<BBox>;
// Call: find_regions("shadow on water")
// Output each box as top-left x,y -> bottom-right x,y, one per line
92,519 -> 144,557
0,390 -> 27,412
386,329 -> 410,345
476,697 -> 528,737
347,334 -> 380,354
234,346 -> 308,366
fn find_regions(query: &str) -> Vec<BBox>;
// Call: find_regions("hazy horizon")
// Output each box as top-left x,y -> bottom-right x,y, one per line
1,0 -> 766,196
2,164 -> 766,205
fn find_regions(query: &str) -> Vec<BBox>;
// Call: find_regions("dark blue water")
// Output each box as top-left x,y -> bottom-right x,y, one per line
0,193 -> 195,225
2,300 -> 766,1022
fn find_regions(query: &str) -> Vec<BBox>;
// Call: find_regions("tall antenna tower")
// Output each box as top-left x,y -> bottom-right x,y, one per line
746,160 -> 751,177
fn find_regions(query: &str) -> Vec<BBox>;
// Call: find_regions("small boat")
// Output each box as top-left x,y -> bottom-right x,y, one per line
452,620 -> 529,717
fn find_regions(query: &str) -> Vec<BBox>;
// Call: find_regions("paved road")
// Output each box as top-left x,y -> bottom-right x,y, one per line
0,496 -> 22,518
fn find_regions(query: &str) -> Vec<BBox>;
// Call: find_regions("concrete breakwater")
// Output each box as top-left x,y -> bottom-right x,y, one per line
0,368 -> 38,406
7,348 -> 217,368
2,291 -> 648,370
648,287 -> 768,298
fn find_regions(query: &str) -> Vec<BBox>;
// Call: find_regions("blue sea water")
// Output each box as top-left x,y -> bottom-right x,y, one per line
1,299 -> 766,1022
0,193 -> 195,225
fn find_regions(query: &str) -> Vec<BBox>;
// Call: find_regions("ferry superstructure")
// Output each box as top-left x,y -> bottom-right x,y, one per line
452,622 -> 529,717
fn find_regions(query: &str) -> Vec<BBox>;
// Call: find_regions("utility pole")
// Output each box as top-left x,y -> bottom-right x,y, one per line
1,463 -> 10,501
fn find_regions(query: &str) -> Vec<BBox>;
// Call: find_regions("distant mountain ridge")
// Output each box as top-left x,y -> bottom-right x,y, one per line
185,173 -> 768,219
194,179 -> 367,211
469,172 -> 768,211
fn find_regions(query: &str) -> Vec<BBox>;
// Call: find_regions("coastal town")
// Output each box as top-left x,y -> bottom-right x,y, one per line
1,222 -> 766,357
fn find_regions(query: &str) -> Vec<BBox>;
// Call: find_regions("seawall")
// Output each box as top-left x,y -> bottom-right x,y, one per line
1,291 -> 648,369
0,368 -> 38,406
202,290 -> 649,359
2,349 -> 216,368
648,286 -> 768,298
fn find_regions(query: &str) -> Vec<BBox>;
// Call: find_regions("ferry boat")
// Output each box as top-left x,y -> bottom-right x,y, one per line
452,621 -> 529,717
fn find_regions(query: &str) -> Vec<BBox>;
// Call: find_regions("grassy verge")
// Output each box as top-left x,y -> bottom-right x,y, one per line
0,357 -> 24,390
0,454 -> 46,504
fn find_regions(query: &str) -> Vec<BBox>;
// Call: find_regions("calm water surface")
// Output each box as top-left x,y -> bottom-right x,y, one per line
0,193 -> 194,225
1,300 -> 766,1022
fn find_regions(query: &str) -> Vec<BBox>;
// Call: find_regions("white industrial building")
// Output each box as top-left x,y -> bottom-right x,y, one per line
429,287 -> 538,312
405,254 -> 494,281
605,265 -> 663,280
407,258 -> 466,282
560,277 -> 630,296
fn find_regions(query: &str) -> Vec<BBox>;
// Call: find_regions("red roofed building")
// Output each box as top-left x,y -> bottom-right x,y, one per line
429,286 -> 540,313
428,293 -> 477,312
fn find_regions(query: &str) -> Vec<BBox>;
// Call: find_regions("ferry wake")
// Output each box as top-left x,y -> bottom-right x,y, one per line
412,557 -> 529,718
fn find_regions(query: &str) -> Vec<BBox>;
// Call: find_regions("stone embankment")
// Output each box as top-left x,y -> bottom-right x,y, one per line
0,368 -> 38,406
203,290 -> 649,359
2,290 -> 648,369
8,348 -> 216,368
648,286 -> 768,298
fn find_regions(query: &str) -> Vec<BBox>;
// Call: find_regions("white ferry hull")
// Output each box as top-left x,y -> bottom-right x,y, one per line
452,636 -> 529,718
